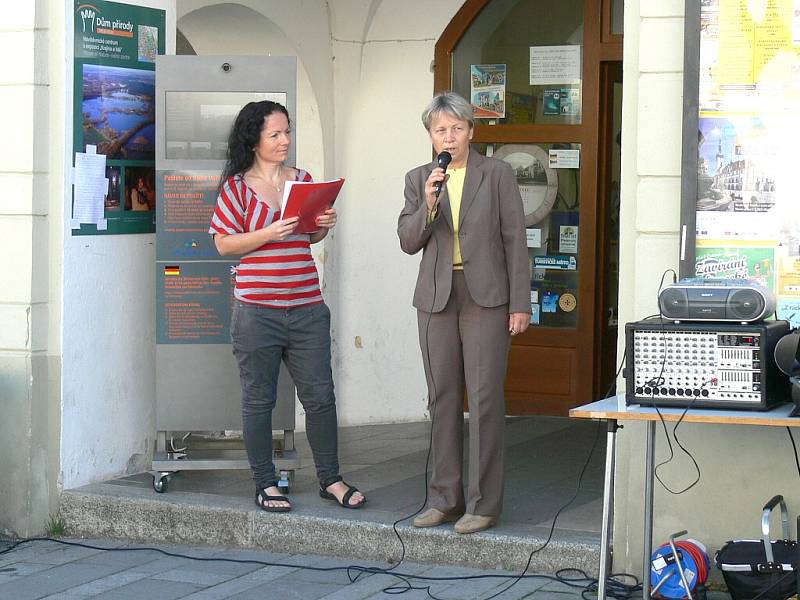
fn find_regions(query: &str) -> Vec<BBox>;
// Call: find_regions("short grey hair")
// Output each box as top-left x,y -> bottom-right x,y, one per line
421,91 -> 474,131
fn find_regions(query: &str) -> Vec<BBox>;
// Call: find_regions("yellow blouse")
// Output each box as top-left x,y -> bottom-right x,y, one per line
446,167 -> 466,268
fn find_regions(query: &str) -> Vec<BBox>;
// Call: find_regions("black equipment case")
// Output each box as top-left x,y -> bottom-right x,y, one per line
715,495 -> 798,600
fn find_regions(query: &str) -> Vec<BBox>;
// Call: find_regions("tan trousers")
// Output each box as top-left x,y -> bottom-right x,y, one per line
417,271 -> 510,517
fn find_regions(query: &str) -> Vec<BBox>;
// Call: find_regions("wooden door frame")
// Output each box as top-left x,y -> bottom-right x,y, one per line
594,61 -> 623,398
434,0 -> 622,410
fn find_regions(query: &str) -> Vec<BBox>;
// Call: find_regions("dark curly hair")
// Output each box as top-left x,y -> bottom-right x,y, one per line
219,101 -> 291,189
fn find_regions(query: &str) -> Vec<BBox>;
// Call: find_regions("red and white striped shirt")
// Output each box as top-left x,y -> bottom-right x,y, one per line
208,171 -> 322,308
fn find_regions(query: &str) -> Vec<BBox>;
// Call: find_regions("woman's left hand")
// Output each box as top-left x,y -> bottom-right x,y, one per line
508,313 -> 530,337
315,208 -> 338,229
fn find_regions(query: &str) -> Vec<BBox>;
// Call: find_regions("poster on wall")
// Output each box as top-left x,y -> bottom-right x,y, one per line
686,0 -> 800,325
72,0 -> 165,235
542,87 -> 580,116
695,242 -> 776,290
470,64 -> 506,119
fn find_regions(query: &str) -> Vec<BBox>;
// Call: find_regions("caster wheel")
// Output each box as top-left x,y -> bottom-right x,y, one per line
153,474 -> 168,493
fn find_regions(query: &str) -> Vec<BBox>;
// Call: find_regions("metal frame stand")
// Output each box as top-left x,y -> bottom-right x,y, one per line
598,419 -> 619,600
150,429 -> 300,493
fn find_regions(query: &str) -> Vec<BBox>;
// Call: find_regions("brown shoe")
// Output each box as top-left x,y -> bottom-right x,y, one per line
413,508 -> 461,528
454,513 -> 497,534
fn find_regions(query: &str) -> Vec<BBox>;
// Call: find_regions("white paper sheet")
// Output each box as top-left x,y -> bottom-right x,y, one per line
72,148 -> 107,225
529,45 -> 582,85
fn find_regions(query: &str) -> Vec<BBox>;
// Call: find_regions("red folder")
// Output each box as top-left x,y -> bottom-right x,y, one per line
280,178 -> 345,234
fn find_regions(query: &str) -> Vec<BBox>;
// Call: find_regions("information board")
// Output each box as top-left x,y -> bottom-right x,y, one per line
682,0 -> 800,328
72,0 -> 165,234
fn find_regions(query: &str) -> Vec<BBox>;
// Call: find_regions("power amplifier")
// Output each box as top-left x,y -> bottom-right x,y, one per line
624,318 -> 790,410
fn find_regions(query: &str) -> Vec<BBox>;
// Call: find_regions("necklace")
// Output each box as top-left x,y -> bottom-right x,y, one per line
250,167 -> 283,192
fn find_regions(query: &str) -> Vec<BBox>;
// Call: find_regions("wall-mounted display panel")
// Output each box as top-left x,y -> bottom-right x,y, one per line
71,0 -> 165,235
681,0 -> 800,329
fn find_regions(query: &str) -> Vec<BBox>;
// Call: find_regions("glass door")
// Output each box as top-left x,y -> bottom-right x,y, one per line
436,0 -> 622,414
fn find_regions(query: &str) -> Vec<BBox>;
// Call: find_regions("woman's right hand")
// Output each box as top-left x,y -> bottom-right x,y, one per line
265,216 -> 299,242
425,167 -> 448,210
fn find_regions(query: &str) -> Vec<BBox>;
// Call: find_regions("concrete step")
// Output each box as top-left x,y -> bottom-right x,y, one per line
59,482 -> 601,574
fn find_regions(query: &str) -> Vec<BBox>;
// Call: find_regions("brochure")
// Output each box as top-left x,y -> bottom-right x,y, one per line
280,178 -> 345,234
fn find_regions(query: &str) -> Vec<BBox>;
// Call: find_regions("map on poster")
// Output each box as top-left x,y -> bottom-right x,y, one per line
692,0 -> 800,324
72,0 -> 165,235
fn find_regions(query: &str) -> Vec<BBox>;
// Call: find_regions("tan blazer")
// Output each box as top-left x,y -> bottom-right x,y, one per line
398,149 -> 530,314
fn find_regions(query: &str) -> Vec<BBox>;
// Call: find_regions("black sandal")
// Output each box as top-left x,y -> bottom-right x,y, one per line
319,477 -> 365,509
255,487 -> 291,513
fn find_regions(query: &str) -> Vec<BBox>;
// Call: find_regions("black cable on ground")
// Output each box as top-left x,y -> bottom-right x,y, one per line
0,537 -> 643,600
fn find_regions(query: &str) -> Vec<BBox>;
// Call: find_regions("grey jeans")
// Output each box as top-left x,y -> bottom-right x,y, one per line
231,300 -> 340,490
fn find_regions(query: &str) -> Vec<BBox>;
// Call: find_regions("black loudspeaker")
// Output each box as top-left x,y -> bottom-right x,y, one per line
658,279 -> 775,323
774,330 -> 800,417
774,330 -> 800,376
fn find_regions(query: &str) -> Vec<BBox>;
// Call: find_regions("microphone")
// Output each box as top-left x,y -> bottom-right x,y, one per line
433,151 -> 452,198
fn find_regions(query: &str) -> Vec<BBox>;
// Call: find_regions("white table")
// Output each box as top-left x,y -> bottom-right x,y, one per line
569,395 -> 800,600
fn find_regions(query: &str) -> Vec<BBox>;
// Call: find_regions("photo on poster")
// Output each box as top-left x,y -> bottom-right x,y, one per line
137,25 -> 158,63
105,165 -> 121,211
697,116 -> 777,213
124,166 -> 155,211
82,64 -> 155,160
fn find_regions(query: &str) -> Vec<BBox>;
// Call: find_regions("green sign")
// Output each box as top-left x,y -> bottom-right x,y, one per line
72,0 -> 165,235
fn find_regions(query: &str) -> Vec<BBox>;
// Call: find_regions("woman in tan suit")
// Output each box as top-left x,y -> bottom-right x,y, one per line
398,91 -> 530,534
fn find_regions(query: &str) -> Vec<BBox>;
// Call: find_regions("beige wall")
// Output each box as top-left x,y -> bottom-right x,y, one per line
616,0 -> 800,575
176,0 -> 466,428
0,0 -> 62,537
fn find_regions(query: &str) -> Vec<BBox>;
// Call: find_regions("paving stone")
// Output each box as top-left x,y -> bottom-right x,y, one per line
126,554 -> 198,574
224,577 -> 342,600
72,546 -> 164,568
38,569 -> 149,598
0,562 -> 55,584
151,566 -> 234,586
21,544 -> 105,565
90,577 -> 204,599
0,562 -> 125,599
178,576 -> 265,600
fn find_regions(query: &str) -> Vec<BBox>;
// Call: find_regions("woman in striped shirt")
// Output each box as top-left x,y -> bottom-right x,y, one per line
209,101 -> 365,512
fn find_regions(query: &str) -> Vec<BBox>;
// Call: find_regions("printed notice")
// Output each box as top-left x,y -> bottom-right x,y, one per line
526,228 -> 542,248
156,262 -> 236,344
548,149 -> 580,169
530,45 -> 581,85
157,170 -> 222,261
559,225 -> 579,253
72,148 -> 107,225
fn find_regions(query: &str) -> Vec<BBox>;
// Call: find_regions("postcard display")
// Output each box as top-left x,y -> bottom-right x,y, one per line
152,56 -> 299,491
681,0 -> 800,329
72,0 -> 165,235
